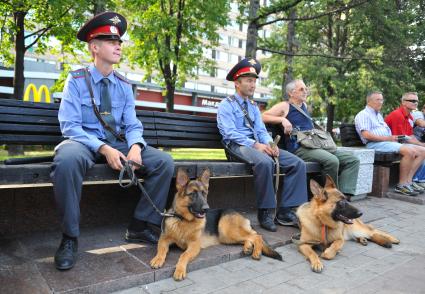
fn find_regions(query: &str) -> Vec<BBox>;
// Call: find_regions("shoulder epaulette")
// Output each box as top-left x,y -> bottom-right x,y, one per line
70,68 -> 86,79
114,71 -> 130,84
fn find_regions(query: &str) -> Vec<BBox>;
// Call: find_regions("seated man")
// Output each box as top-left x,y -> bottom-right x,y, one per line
262,79 -> 360,196
50,12 -> 174,270
217,58 -> 308,232
354,91 -> 425,196
412,103 -> 425,142
385,92 -> 425,189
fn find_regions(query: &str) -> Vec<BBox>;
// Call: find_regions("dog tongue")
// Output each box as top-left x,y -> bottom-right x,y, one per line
195,212 -> 205,218
338,214 -> 353,224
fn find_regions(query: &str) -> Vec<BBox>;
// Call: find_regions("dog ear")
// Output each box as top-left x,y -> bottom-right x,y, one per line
324,175 -> 337,189
310,179 -> 327,201
176,168 -> 189,190
198,168 -> 210,190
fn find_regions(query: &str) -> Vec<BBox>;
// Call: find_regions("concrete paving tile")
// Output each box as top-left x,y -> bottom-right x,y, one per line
0,238 -> 28,268
211,280 -> 266,294
35,249 -> 153,293
218,256 -> 252,272
315,267 -> 380,292
346,255 -> 425,294
0,262 -> 51,294
251,268 -> 298,288
362,244 -> 399,259
135,277 -> 193,294
265,282 -> 306,294
284,269 -> 334,291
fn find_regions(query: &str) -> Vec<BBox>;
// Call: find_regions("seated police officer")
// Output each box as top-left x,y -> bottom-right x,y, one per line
217,58 -> 308,232
50,12 -> 174,270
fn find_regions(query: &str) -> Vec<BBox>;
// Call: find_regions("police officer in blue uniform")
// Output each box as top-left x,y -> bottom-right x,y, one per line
50,12 -> 174,270
217,58 -> 308,232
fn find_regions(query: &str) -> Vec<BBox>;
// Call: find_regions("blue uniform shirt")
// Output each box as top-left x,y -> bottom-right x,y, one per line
59,64 -> 146,152
217,93 -> 272,147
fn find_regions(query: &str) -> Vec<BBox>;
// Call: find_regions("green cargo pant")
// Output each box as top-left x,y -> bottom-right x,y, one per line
294,147 -> 360,195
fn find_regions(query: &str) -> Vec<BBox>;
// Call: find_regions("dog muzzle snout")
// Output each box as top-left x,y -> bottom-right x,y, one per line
202,203 -> 210,212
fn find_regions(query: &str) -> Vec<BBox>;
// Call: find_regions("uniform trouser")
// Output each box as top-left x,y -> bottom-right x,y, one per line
228,142 -> 308,209
50,139 -> 174,237
294,147 -> 360,195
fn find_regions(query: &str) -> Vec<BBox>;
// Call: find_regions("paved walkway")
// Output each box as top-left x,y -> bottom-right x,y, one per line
114,197 -> 425,294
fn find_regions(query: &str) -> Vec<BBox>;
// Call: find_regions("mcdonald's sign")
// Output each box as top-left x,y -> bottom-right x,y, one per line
23,84 -> 51,103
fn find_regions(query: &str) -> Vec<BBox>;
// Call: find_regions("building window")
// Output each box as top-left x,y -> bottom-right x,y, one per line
197,83 -> 212,92
217,69 -> 227,79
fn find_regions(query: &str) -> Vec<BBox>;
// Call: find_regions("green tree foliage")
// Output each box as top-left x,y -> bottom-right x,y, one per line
0,0 -> 90,100
121,0 -> 230,112
263,0 -> 425,130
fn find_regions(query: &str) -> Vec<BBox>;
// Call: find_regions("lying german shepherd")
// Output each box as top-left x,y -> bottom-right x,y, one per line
296,175 -> 400,273
150,168 -> 282,281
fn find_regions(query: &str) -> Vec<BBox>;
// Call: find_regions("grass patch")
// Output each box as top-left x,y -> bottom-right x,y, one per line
0,148 -> 226,161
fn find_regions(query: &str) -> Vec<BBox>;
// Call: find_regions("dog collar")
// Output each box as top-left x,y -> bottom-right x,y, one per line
161,212 -> 184,233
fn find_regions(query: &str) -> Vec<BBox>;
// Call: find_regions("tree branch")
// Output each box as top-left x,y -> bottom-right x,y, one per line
253,0 -> 302,22
24,6 -> 73,51
257,0 -> 372,28
257,46 -> 380,61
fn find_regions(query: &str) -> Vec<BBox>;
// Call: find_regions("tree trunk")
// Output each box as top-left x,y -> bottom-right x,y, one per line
9,12 -> 27,156
13,11 -> 26,101
165,82 -> 175,113
282,9 -> 296,100
326,83 -> 335,134
93,0 -> 107,14
245,0 -> 260,58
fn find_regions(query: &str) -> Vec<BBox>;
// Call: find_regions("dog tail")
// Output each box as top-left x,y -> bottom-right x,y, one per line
262,241 -> 283,261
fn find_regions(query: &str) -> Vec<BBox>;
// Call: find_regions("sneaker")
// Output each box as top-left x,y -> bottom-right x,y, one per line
411,182 -> 425,193
415,182 -> 425,189
394,184 -> 419,196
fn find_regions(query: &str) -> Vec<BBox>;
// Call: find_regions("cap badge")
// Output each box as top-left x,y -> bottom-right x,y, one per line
249,67 -> 256,73
248,59 -> 257,65
110,26 -> 118,34
110,16 -> 121,25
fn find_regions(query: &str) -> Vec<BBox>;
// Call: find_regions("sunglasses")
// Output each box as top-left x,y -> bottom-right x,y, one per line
404,99 -> 419,103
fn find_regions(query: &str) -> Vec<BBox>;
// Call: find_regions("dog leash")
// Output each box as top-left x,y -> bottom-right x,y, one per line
269,135 -> 281,216
118,160 -> 176,218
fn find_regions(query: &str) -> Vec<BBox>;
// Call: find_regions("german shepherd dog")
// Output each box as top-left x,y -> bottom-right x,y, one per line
150,168 -> 282,281
296,175 -> 400,273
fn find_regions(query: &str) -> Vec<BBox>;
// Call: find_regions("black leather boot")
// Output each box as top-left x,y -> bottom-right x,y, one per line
257,208 -> 277,232
54,237 -> 78,270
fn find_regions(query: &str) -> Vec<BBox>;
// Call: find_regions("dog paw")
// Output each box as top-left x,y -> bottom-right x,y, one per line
358,237 -> 368,246
320,250 -> 335,260
251,252 -> 261,260
311,260 -> 323,273
150,256 -> 165,269
243,243 -> 253,256
173,268 -> 187,281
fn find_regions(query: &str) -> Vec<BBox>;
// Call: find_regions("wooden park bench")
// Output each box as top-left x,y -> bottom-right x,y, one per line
0,98 -> 321,189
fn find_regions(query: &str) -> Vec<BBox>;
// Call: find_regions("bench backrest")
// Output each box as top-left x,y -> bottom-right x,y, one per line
0,98 -> 222,149
340,123 -> 364,147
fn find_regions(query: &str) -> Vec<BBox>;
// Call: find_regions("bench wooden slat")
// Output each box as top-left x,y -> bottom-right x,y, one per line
0,114 -> 59,124
154,117 -> 217,128
0,99 -> 60,110
0,106 -> 60,117
157,139 -> 223,148
0,123 -> 61,134
153,111 -> 216,122
156,130 -> 221,140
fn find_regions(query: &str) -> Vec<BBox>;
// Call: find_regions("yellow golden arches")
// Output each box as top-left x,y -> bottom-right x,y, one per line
23,84 -> 51,103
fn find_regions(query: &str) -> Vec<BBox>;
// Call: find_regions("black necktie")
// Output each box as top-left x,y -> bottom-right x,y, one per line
100,78 -> 117,143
